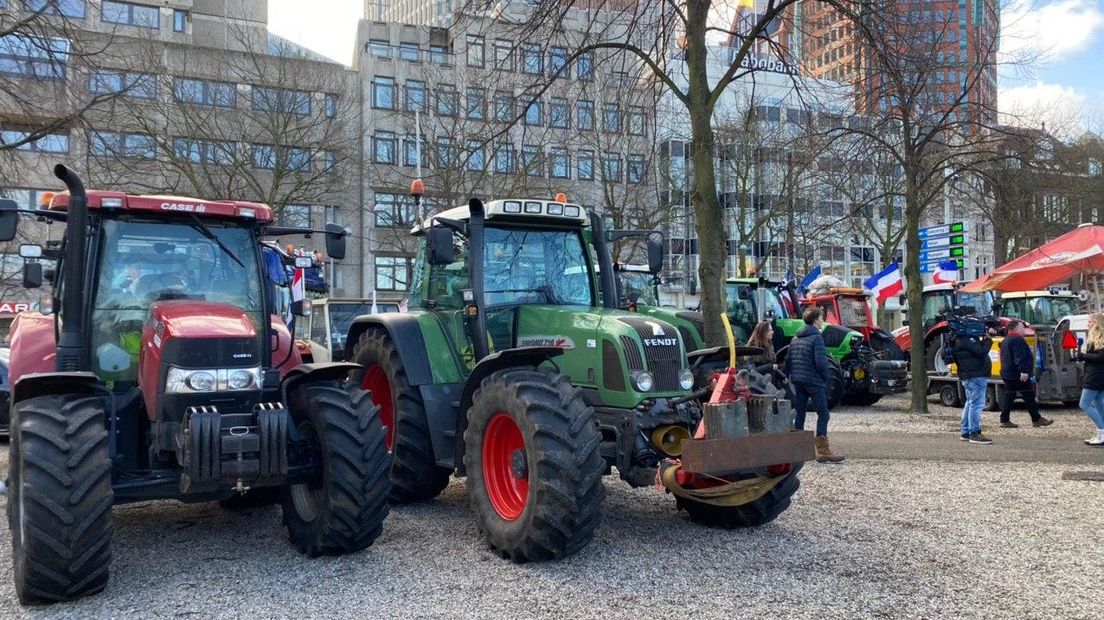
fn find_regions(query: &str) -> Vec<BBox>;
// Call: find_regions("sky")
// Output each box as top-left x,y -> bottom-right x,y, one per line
268,0 -> 1104,137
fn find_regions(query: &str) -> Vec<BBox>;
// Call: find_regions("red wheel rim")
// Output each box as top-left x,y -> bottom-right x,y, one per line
482,413 -> 528,521
362,364 -> 394,450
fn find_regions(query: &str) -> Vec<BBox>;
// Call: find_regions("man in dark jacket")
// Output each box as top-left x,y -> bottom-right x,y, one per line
999,320 -> 1054,428
952,328 -> 995,444
784,308 -> 844,463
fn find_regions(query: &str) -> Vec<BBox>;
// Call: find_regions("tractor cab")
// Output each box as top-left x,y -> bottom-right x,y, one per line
723,277 -> 791,344
615,263 -> 660,308
999,290 -> 1079,330
803,288 -> 875,338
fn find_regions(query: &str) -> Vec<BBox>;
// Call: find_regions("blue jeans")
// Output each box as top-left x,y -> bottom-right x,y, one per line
1079,389 -> 1104,430
961,377 -> 987,436
793,383 -> 830,437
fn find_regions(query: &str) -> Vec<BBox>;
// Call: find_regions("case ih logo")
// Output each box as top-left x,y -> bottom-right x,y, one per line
519,336 -> 575,349
0,302 -> 30,313
643,338 -> 677,347
160,202 -> 207,213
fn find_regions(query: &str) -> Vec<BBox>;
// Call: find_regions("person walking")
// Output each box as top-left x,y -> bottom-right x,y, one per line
999,320 -> 1054,428
784,308 -> 844,463
1076,313 -> 1104,446
952,328 -> 995,444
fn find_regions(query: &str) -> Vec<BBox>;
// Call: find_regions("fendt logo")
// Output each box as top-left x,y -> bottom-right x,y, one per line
643,338 -> 677,347
160,202 -> 207,213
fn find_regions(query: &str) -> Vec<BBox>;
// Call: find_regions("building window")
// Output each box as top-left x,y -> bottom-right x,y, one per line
522,145 -> 542,177
324,205 -> 340,225
373,131 -> 397,165
576,51 -> 593,80
252,144 -> 276,169
602,103 -> 621,132
1,130 -> 69,154
549,98 -> 569,129
577,150 -> 594,180
429,45 -> 447,64
372,76 -> 396,109
375,256 -> 412,291
173,138 -> 235,165
436,85 -> 458,116
465,87 -> 485,120
549,46 -> 567,75
252,87 -> 311,116
627,154 -> 645,184
173,9 -> 187,32
404,80 -> 426,112
280,204 -> 311,228
398,42 -> 420,61
286,147 -> 311,172
321,149 -> 336,172
577,100 -> 594,131
89,70 -> 157,99
494,143 -> 514,173
324,94 -> 337,118
90,131 -> 156,159
403,135 -> 424,168
25,0 -> 85,18
436,137 -> 455,168
602,152 -> 621,182
373,193 -> 415,228
466,35 -> 485,67
494,39 -> 513,71
493,91 -> 513,123
524,100 -> 542,126
102,1 -> 160,29
550,149 -> 570,179
0,34 -> 69,80
627,106 -> 645,135
467,140 -> 485,171
174,78 -> 236,108
521,43 -> 542,74
369,40 -> 390,58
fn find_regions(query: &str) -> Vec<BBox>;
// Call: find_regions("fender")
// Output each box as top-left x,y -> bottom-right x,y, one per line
345,313 -> 433,385
451,346 -> 564,473
280,362 -> 361,407
14,371 -> 103,404
8,311 -> 57,387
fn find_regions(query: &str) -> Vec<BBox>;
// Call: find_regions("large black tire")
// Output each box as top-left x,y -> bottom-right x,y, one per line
351,330 -> 451,503
842,389 -> 883,407
677,463 -> 802,528
463,368 -> 605,562
8,395 -> 113,604
826,360 -> 845,409
281,382 -> 391,556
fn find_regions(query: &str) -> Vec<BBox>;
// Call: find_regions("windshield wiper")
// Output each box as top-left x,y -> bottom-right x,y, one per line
187,213 -> 244,269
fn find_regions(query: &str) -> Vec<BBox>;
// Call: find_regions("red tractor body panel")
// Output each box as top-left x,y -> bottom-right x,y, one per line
7,312 -> 57,385
47,190 -> 274,224
272,314 -> 304,375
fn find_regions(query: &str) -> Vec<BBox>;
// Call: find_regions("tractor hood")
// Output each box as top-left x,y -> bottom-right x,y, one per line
149,300 -> 258,341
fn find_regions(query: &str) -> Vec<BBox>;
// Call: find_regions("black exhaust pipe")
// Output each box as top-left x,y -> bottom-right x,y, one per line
467,198 -> 490,362
53,164 -> 89,372
590,211 -> 618,309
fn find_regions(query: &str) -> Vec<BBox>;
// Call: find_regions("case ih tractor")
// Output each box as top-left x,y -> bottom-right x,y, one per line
0,166 -> 391,604
893,283 -> 1003,372
346,195 -> 808,561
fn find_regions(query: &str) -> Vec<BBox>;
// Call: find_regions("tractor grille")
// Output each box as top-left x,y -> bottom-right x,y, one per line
163,337 -> 258,368
617,317 -> 681,391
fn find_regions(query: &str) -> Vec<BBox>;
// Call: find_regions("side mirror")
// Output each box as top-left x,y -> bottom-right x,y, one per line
647,237 -> 664,274
291,300 -> 311,317
324,223 -> 346,261
902,319 -> 909,326
294,256 -> 314,268
19,244 -> 42,258
23,262 -> 43,289
427,226 -> 455,265
0,199 -> 18,242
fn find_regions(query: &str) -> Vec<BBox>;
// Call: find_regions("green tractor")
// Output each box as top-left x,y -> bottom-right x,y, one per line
344,197 -> 806,561
614,262 -> 706,351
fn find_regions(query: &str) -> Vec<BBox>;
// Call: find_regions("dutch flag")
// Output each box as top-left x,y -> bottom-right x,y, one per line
932,260 -> 959,285
864,262 -> 904,303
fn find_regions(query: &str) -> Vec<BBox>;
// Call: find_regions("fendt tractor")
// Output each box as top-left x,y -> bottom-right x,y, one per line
615,262 -> 706,351
0,166 -> 391,604
345,195 -> 809,561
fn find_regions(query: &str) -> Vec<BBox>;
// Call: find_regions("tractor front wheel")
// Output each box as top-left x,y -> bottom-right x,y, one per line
8,395 -> 113,604
281,382 -> 391,556
677,464 -> 802,528
464,368 -> 605,562
826,360 -> 845,409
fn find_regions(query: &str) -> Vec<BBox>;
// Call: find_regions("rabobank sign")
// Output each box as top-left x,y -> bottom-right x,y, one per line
733,50 -> 799,76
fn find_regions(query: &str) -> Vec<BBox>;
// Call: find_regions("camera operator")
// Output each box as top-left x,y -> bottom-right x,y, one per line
952,323 -> 995,444
998,320 -> 1054,429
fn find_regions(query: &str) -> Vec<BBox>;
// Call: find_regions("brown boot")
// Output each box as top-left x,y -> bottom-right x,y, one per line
814,436 -> 845,463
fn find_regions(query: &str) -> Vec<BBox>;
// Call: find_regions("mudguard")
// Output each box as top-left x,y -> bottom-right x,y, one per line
13,371 -> 103,404
280,362 -> 361,406
345,313 -> 433,385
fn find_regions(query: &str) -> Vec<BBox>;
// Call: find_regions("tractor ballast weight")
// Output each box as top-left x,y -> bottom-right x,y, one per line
1,166 -> 391,605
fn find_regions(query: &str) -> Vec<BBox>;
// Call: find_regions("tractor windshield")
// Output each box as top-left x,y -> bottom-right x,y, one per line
483,226 -> 594,307
839,296 -> 872,328
618,270 -> 658,306
91,218 -> 263,384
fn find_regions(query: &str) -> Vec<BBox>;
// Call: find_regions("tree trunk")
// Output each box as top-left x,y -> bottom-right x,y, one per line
904,190 -> 929,414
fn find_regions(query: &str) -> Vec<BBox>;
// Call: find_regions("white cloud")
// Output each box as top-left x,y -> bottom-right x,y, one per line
999,81 -> 1091,137
1001,0 -> 1104,62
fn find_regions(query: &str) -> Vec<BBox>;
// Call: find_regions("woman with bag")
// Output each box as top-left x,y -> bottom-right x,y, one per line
1076,313 -> 1104,446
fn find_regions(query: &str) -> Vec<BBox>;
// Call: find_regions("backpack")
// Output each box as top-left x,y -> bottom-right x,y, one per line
941,336 -> 956,365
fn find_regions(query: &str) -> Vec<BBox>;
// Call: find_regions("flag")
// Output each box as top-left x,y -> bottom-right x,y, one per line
932,260 -> 959,284
799,265 -> 822,292
291,267 -> 304,304
782,267 -> 796,287
864,262 -> 904,303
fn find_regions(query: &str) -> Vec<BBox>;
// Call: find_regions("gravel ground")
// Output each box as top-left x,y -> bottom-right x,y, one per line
0,444 -> 1100,619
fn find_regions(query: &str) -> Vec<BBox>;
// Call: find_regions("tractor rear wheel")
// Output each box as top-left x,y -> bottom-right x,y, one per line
826,360 -> 845,409
464,368 -> 605,562
281,382 -> 391,556
352,330 -> 451,503
677,464 -> 802,528
8,395 -> 113,604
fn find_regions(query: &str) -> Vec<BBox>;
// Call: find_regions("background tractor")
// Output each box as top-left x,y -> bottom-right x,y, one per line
0,166 -> 391,604
345,195 -> 807,562
614,262 -> 706,351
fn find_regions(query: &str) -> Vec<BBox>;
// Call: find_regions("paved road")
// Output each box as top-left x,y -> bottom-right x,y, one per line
834,431 -> 1104,465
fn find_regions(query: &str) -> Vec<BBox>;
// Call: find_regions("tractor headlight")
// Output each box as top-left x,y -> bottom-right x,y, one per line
679,368 -> 695,391
632,371 -> 654,392
166,367 -> 262,393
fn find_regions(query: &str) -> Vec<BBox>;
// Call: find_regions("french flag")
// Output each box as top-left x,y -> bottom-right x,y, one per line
864,262 -> 903,303
932,260 -> 959,284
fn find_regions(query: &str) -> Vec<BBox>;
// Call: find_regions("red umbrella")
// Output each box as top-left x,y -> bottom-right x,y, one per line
961,224 -> 1104,294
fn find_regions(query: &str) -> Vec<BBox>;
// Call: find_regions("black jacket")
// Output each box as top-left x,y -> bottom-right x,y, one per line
1081,344 -> 1104,391
784,325 -> 831,389
953,335 -> 993,380
999,334 -> 1034,381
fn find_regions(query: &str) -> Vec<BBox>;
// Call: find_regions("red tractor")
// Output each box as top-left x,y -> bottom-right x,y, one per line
0,166 -> 391,604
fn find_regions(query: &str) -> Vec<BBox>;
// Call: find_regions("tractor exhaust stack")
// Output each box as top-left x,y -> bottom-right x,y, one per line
53,164 -> 90,372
